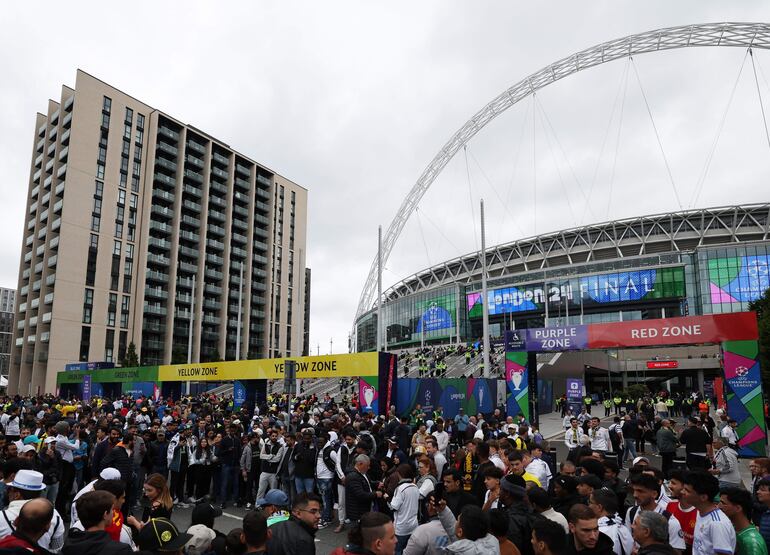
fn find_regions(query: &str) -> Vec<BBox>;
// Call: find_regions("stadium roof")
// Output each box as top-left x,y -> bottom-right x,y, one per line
378,203 -> 770,305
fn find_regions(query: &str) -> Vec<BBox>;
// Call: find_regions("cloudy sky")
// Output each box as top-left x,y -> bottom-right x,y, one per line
2,2 -> 770,356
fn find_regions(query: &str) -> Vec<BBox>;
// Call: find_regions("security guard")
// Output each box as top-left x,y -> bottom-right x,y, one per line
613,395 -> 622,414
603,397 -> 612,417
583,395 -> 593,414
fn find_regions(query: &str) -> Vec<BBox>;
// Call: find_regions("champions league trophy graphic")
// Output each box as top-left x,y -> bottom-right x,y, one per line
511,369 -> 524,391
363,384 -> 375,409
478,387 -> 484,410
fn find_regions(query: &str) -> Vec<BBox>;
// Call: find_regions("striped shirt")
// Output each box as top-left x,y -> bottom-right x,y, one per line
692,507 -> 736,555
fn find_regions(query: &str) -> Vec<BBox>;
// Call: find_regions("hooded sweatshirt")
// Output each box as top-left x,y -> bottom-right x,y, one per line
438,507 -> 501,555
62,529 -> 133,555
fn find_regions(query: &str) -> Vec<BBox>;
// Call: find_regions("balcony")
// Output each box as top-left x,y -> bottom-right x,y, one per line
156,157 -> 177,173
60,128 -> 70,145
211,166 -> 229,180
179,230 -> 199,243
212,152 -> 229,165
40,192 -> 50,206
146,270 -> 168,283
176,293 -> 192,305
184,169 -> 203,183
144,322 -> 167,333
208,209 -> 225,222
58,146 -> 68,162
178,260 -> 198,274
143,340 -> 165,351
159,126 -> 180,141
34,262 -> 43,274
236,163 -> 251,177
53,199 -> 63,214
45,273 -> 56,286
210,180 -> 227,194
255,200 -> 270,213
22,268 -> 30,279
208,195 -> 226,209
233,204 -> 249,218
207,238 -> 224,250
183,184 -> 201,198
144,303 -> 167,316
175,308 -> 191,320
41,311 -> 52,323
235,177 -> 250,191
231,246 -> 247,259
30,297 -> 39,309
253,238 -> 268,251
187,141 -> 206,154
34,153 -> 43,168
206,253 -> 223,266
51,218 -> 61,231
182,200 -> 201,212
24,251 -> 33,263
252,282 -> 267,292
46,255 -> 57,268
145,287 -> 168,300
55,182 -> 65,196
36,137 -> 45,151
181,215 -> 200,228
148,237 -> 171,250
256,188 -> 270,200
232,219 -> 247,231
151,205 -> 174,219
205,268 -> 223,280
154,173 -> 176,188
255,214 -> 270,226
157,142 -> 178,157
206,283 -> 222,295
150,220 -> 172,234
147,253 -> 170,266
64,95 -> 74,111
43,292 -> 54,304
177,277 -> 194,289
185,154 -> 203,168
207,224 -> 225,236
56,164 -> 67,178
203,298 -> 222,310
203,314 -> 220,325
153,189 -> 175,203
44,175 -> 53,190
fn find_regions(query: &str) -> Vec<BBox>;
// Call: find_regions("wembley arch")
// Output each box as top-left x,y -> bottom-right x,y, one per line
355,22 -> 770,330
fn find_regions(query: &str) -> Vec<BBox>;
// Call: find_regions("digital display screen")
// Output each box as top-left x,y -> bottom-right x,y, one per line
467,267 -> 684,317
708,255 -> 769,304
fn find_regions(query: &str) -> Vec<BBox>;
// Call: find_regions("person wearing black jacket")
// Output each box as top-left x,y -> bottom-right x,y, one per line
217,424 -> 241,509
499,474 -> 541,555
63,490 -> 132,555
344,455 -> 382,525
100,433 -> 133,485
293,429 -> 318,494
265,492 -> 321,555
442,470 -> 479,517
565,504 -> 614,555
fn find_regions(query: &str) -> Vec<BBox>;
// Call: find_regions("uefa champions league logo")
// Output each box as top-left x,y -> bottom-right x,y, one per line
735,366 -> 749,377
425,390 -> 432,404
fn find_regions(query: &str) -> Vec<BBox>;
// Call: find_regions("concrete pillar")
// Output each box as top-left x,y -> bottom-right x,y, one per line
697,369 -> 705,394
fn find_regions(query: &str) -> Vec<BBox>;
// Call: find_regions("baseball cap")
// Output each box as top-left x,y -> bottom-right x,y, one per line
185,524 -> 216,555
387,436 -> 398,443
23,435 -> 41,445
137,518 -> 192,552
632,456 -> 650,466
100,467 -> 122,480
256,489 -> 289,508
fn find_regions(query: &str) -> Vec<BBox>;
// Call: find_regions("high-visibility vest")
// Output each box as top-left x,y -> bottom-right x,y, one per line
613,397 -> 622,405
603,400 -> 612,408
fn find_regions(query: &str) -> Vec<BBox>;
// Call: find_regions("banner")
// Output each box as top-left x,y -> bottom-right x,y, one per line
122,382 -> 155,398
233,381 -> 247,409
57,366 -> 159,385
359,376 -> 379,413
82,375 -> 92,402
588,313 -> 758,348
505,326 -> 588,352
158,353 -> 380,382
722,340 -> 766,457
396,378 -> 497,418
505,352 -> 529,422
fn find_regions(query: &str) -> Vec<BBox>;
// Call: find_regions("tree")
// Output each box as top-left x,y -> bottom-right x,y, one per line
122,342 -> 139,367
748,287 -> 770,391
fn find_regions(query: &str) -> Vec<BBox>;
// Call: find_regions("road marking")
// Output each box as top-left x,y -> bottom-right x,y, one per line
222,511 -> 242,520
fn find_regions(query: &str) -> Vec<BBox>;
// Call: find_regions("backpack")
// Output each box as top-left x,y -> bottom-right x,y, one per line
322,444 -> 336,474
609,425 -> 621,450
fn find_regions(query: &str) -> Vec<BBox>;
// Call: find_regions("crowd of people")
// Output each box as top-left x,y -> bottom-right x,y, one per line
0,389 -> 764,555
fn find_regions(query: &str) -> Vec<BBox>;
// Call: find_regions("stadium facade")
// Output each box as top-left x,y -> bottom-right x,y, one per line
356,204 -> 770,353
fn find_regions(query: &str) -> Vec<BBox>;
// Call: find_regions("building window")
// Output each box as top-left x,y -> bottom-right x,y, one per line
107,293 -> 117,327
105,329 -> 115,362
125,108 -> 133,125
91,215 -> 100,232
118,189 -> 126,205
119,172 -> 128,187
113,240 -> 121,256
79,326 -> 91,361
137,114 -> 145,129
93,198 -> 102,216
130,194 -> 138,209
115,222 -> 123,238
89,234 -> 99,249
103,96 -> 112,112
96,163 -> 105,180
125,243 -> 134,259
82,288 -> 93,324
94,180 -> 103,199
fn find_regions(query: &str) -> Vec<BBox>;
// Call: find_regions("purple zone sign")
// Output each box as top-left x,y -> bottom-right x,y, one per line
505,325 -> 589,352
566,378 -> 583,401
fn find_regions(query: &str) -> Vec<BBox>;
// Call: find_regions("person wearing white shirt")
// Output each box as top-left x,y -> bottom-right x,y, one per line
682,471 -> 736,555
590,488 -> 634,555
431,422 -> 449,457
1,407 -> 21,440
426,440 -> 447,479
624,474 -> 686,553
71,467 -> 122,524
719,420 -> 739,448
588,417 -> 611,453
564,418 -> 585,452
526,448 -> 552,490
0,470 -> 65,552
389,469 -> 420,555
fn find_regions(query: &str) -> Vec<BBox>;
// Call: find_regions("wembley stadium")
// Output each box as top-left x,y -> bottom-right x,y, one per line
356,203 -> 770,351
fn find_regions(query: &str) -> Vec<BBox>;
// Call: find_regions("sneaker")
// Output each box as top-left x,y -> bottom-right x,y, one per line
318,521 -> 329,529
245,502 -> 253,510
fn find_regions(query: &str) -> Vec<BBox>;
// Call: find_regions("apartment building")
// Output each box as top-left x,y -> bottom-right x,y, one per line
0,288 -> 14,382
10,70 -> 308,394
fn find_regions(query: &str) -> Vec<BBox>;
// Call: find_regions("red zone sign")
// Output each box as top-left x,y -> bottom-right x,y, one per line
587,313 -> 758,349
646,360 -> 679,369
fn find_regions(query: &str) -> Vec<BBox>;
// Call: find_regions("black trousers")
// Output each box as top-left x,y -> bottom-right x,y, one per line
661,452 -> 675,478
56,461 -> 75,518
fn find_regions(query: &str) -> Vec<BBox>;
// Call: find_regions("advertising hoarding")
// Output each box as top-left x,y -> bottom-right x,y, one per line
467,267 -> 685,317
709,255 -> 770,304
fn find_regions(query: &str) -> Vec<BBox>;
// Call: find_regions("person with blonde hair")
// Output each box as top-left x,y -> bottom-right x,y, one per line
127,473 -> 173,528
